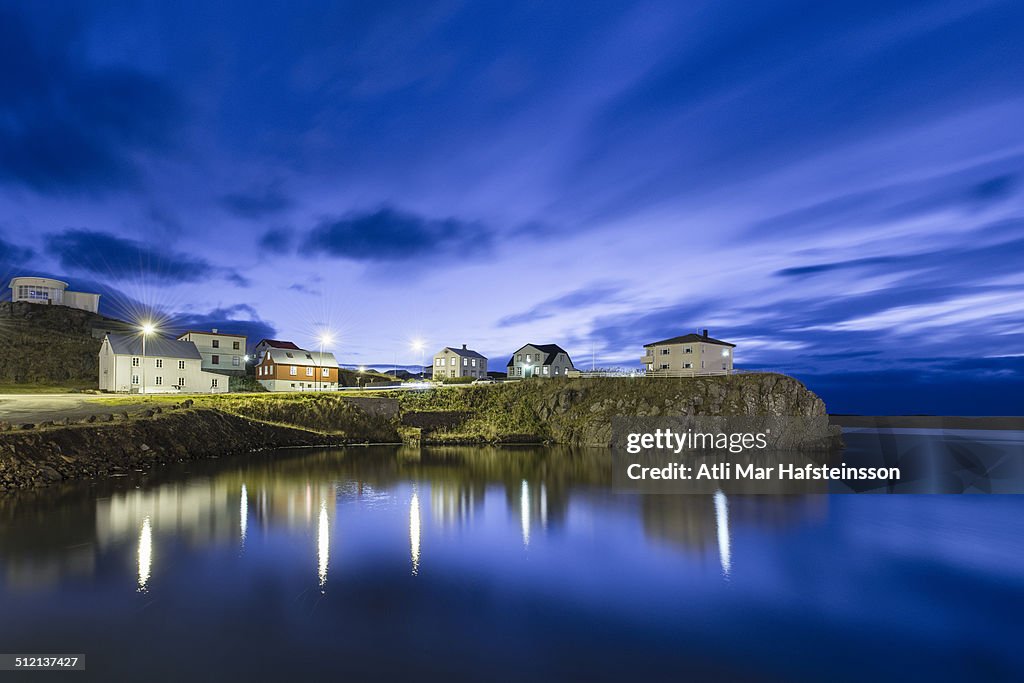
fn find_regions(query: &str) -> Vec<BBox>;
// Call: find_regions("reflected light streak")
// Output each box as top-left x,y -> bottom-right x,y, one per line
714,490 -> 731,577
317,500 -> 329,593
240,483 -> 248,545
137,516 -> 152,592
410,488 -> 421,576
520,480 -> 530,547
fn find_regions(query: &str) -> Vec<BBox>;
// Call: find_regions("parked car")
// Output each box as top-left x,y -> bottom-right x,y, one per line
472,377 -> 496,384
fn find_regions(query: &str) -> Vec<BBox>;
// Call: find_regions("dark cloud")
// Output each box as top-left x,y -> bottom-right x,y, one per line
259,228 -> 295,252
44,229 -> 244,285
0,8 -> 181,193
498,284 -> 626,327
0,236 -> 35,265
303,206 -> 492,262
287,283 -> 320,295
169,305 -> 276,351
221,184 -> 293,220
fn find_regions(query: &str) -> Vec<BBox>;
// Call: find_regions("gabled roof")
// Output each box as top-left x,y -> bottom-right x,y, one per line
262,348 -> 338,367
437,346 -> 487,360
644,333 -> 735,348
506,343 -> 572,367
105,333 -> 202,360
254,338 -> 301,350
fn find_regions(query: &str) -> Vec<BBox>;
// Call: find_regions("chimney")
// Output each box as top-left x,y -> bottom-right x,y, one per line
462,344 -> 467,350
212,328 -> 218,334
702,329 -> 708,338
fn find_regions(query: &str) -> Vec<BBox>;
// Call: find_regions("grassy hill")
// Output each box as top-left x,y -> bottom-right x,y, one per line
0,301 -> 133,390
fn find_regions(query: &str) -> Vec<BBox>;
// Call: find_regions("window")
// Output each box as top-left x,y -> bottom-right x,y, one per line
155,376 -> 162,385
517,354 -> 523,361
701,361 -> 705,369
516,367 -> 522,376
212,355 -> 220,365
285,352 -> 293,358
660,349 -> 670,355
463,358 -> 468,366
132,357 -> 140,367
450,358 -> 456,366
722,363 -> 727,370
554,367 -> 559,375
232,356 -> 240,366
178,377 -> 185,386
179,360 -> 185,370
155,359 -> 163,368
322,368 -> 329,377
291,383 -> 296,388
526,354 -> 532,362
132,375 -> 139,384
471,359 -> 477,367
212,339 -> 220,348
684,347 -> 692,354
233,341 -> 240,350
436,358 -> 443,366
684,362 -> 693,369
660,364 -> 670,370
290,366 -> 297,376
543,366 -> 549,375
306,367 -> 313,376
722,348 -> 730,357
212,379 -> 218,388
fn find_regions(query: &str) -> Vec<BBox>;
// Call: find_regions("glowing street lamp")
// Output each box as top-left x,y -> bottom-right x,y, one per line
318,331 -> 333,392
140,321 -> 156,394
410,338 -> 425,378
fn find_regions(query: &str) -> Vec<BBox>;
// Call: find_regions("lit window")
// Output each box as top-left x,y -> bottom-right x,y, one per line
232,356 -> 240,366
450,358 -> 456,366
322,368 -> 329,377
722,348 -> 730,357
463,358 -> 468,366
543,366 -> 549,375
306,367 -> 313,376
290,366 -> 297,376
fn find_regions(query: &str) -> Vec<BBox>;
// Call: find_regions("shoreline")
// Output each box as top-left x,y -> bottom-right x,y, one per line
830,415 -> 1024,431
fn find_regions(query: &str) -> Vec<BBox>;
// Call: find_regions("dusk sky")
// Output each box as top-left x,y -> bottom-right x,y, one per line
1,0 -> 1022,414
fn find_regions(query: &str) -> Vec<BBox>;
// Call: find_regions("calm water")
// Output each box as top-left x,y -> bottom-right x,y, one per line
1,433 -> 1023,682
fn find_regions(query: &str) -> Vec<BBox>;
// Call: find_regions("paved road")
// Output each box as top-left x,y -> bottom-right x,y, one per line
0,394 -> 141,424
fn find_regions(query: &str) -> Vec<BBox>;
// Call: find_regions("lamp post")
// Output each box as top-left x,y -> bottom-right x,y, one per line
140,322 -> 155,394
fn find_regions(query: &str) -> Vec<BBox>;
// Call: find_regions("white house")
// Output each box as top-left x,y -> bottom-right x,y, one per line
176,329 -> 247,375
432,344 -> 488,379
99,334 -> 229,393
9,276 -> 100,313
506,343 -> 575,379
255,348 -> 340,392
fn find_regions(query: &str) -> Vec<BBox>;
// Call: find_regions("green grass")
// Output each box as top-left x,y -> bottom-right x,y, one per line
0,382 -> 96,394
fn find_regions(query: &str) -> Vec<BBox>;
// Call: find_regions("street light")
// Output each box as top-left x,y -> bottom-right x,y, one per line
140,322 -> 156,394
318,332 -> 333,392
410,338 -> 425,378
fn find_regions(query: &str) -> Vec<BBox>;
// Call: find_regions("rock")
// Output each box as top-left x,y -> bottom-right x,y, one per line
19,423 -> 34,430
0,421 -> 10,431
98,413 -> 113,422
139,443 -> 151,452
85,414 -> 97,423
141,410 -> 154,418
38,466 -> 62,482
182,399 -> 194,408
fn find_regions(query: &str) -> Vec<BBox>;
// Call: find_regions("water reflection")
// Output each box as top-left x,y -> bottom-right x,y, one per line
137,516 -> 152,592
714,490 -> 731,577
410,487 -> 421,576
0,445 -> 822,592
317,500 -> 329,593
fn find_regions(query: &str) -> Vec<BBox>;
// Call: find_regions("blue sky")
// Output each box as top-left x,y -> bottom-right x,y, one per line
1,0 -> 1022,414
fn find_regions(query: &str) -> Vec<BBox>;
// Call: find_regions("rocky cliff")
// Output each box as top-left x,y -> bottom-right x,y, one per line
395,373 -> 839,447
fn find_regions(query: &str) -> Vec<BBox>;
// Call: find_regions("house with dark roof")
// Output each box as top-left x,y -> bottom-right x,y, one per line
506,343 -> 574,379
252,338 -> 302,363
98,334 -> 229,393
641,329 -> 735,376
432,344 -> 488,380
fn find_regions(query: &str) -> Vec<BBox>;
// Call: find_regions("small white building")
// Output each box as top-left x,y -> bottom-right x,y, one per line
9,276 -> 100,313
99,334 -> 229,394
506,343 -> 575,379
176,329 -> 247,375
255,348 -> 340,392
432,344 -> 488,379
